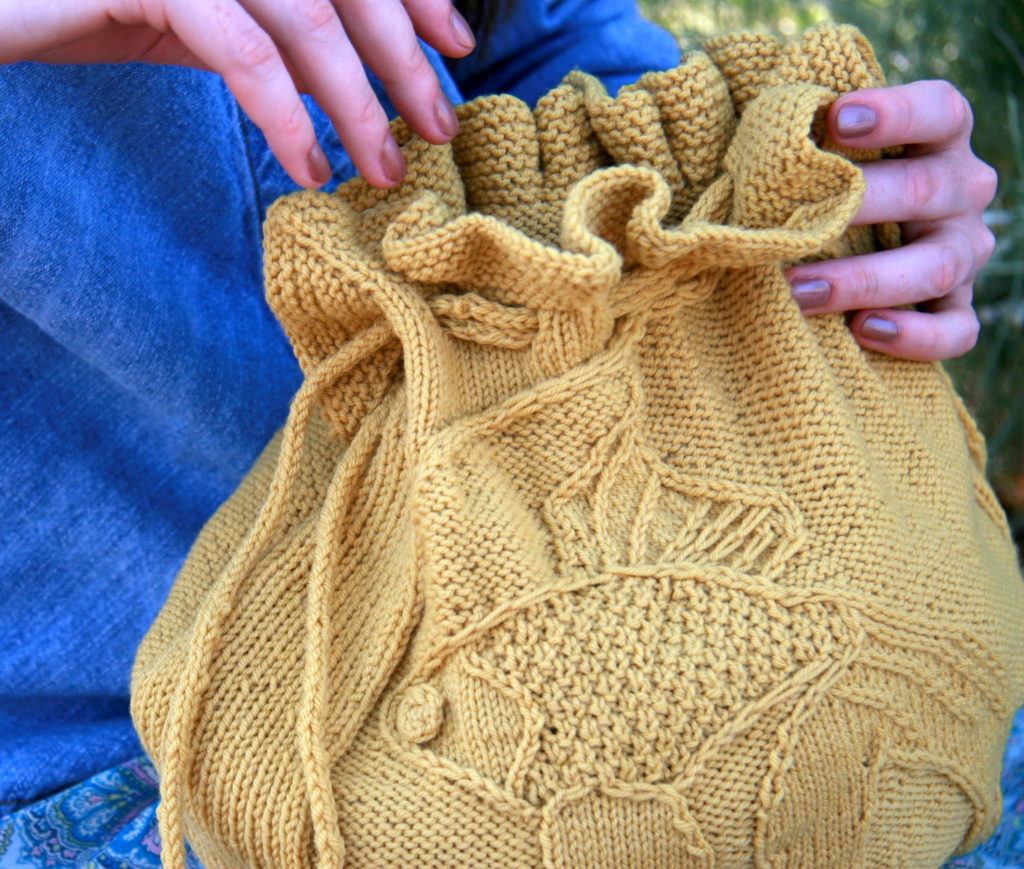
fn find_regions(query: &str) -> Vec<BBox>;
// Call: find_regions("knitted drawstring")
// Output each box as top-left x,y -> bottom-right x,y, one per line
293,397 -> 388,869
157,322 -> 393,869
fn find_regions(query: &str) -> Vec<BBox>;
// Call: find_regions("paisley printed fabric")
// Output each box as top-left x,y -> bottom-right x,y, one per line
0,708 -> 1021,869
0,759 -> 201,869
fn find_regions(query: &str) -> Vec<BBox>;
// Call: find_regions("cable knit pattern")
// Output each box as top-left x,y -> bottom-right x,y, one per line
131,25 -> 1024,869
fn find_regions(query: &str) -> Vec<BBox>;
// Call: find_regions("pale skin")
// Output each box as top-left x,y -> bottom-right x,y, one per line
797,82 -> 998,362
0,0 -> 997,362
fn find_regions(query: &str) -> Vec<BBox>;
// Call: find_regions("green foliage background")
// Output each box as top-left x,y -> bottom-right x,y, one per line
639,0 -> 1024,548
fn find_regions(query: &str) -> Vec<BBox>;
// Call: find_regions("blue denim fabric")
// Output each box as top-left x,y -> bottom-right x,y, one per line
0,3 -> 679,811
449,0 -> 684,104
0,62 -> 305,810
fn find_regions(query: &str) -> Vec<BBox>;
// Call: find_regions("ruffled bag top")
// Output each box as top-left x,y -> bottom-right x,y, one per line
132,25 -> 1024,869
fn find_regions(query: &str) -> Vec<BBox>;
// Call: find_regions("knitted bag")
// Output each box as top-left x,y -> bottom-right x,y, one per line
132,25 -> 1024,869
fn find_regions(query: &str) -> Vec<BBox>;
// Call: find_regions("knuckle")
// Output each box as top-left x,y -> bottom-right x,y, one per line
337,0 -> 381,27
405,42 -> 434,79
234,28 -> 279,73
847,260 -> 882,306
379,40 -> 433,87
963,312 -> 981,352
275,100 -> 308,138
952,310 -> 981,356
973,161 -> 999,204
931,247 -> 960,294
977,226 -> 997,263
291,0 -> 338,36
957,94 -> 975,136
936,79 -> 971,134
904,161 -> 939,215
889,87 -> 919,141
349,87 -> 383,130
114,0 -> 148,22
422,0 -> 458,28
401,0 -> 443,12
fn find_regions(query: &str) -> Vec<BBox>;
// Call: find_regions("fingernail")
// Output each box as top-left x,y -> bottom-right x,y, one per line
862,315 -> 900,341
307,143 -> 331,187
451,10 -> 476,51
791,278 -> 832,308
836,104 -> 878,138
381,134 -> 405,185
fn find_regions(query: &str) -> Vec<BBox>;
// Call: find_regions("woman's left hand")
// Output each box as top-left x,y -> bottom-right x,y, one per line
786,80 -> 998,361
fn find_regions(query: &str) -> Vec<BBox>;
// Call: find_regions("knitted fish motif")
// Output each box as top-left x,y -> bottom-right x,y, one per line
132,24 -> 1024,869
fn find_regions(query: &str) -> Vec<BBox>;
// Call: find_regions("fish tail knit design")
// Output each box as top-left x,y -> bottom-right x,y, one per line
131,24 -> 1024,869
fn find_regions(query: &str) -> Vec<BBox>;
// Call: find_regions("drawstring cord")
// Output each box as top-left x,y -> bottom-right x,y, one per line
294,391 -> 387,869
157,322 -> 393,869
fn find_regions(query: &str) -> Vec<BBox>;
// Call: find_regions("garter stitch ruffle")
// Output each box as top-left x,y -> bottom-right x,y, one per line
131,24 -> 1024,869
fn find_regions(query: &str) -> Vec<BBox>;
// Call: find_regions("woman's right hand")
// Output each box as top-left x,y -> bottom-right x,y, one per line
0,0 -> 477,188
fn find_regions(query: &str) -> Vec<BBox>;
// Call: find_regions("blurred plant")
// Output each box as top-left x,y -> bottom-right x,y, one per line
641,0 -> 1024,548
640,0 -> 829,44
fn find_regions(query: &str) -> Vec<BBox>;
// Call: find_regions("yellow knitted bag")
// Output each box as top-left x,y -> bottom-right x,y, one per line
132,24 -> 1024,869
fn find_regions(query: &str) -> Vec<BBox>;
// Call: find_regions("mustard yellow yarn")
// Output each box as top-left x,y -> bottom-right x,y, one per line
131,25 -> 1024,869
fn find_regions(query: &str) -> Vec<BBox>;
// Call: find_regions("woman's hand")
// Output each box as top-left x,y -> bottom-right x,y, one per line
0,0 -> 477,188
787,80 -> 997,361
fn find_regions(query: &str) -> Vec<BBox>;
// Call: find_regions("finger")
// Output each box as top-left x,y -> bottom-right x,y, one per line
401,0 -> 476,57
165,0 -> 328,188
849,289 -> 980,361
333,0 -> 460,145
787,227 -> 982,314
851,152 -> 998,225
0,1 -> 111,62
829,80 -> 974,154
240,0 -> 406,187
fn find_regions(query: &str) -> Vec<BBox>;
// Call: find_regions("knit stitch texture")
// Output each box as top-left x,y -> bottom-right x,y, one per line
132,24 -> 1024,869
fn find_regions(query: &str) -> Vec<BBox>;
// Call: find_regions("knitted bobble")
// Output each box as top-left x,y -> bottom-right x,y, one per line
396,683 -> 446,744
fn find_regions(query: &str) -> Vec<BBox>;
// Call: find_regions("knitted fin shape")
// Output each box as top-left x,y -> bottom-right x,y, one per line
132,24 -> 1024,869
